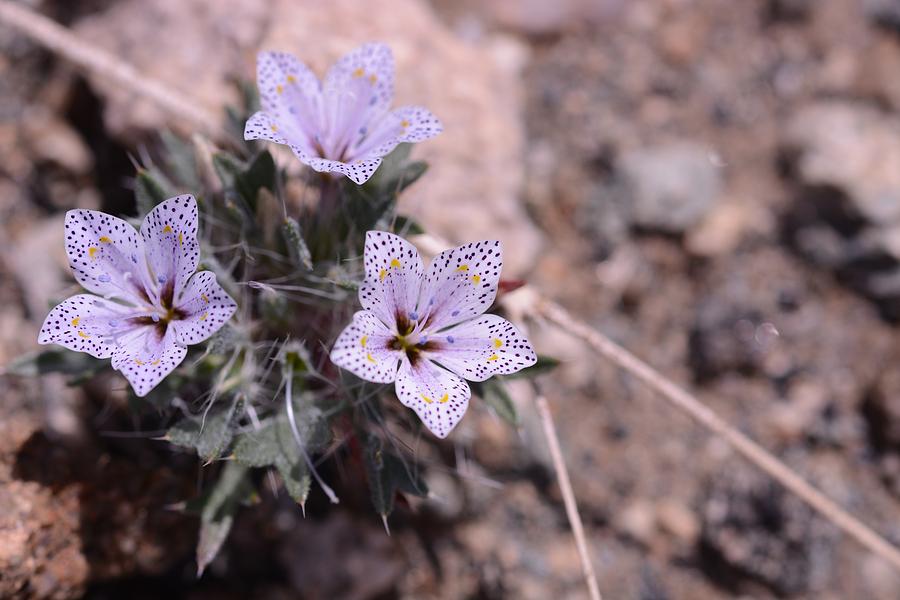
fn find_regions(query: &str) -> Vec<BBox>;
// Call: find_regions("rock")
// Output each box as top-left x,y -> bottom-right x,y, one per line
20,106 -> 93,175
616,142 -> 722,234
655,499 -> 700,547
863,366 -> 900,452
685,200 -> 771,258
866,0 -> 900,32
784,101 -> 900,225
464,0 -> 621,35
0,412 -> 88,600
73,0 -> 542,275
700,465 -> 837,596
616,499 -> 656,547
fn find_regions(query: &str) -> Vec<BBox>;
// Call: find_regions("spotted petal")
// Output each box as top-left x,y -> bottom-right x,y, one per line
321,43 -> 394,154
111,327 -> 187,397
172,271 -> 237,345
140,195 -> 199,304
359,231 -> 423,330
349,106 -> 443,162
64,209 -> 152,303
38,294 -> 137,359
417,240 -> 502,331
427,314 -> 537,382
330,310 -> 402,383
306,156 -> 383,185
257,51 -> 322,146
395,356 -> 471,439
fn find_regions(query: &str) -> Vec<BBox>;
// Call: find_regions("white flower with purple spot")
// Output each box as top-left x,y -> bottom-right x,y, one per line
38,195 -> 237,396
330,232 -> 537,438
244,42 -> 442,185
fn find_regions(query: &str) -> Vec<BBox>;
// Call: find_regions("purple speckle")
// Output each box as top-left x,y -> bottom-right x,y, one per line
451,310 -> 459,317
447,336 -> 455,344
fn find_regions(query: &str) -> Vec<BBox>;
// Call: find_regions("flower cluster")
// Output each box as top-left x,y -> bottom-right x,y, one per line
38,42 -> 536,439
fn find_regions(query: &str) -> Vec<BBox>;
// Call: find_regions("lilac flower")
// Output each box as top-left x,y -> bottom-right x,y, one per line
38,195 -> 237,396
244,42 -> 442,185
330,232 -> 537,438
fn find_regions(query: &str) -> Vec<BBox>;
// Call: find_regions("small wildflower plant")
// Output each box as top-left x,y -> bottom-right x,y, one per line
20,42 -> 549,574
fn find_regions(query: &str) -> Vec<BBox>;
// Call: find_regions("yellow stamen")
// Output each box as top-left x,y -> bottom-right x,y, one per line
270,124 -> 278,132
487,354 -> 499,362
152,359 -> 161,366
99,236 -> 111,243
360,335 -> 368,347
178,232 -> 183,246
369,74 -> 377,84
199,313 -> 208,321
493,338 -> 503,348
88,247 -> 98,259
276,84 -> 284,94
287,75 -> 297,84
456,264 -> 469,272
71,317 -> 80,327
438,393 -> 449,403
366,353 -> 377,363
421,393 -> 433,404
379,268 -> 387,281
77,331 -> 90,339
390,258 -> 402,269
472,274 -> 482,285
400,119 -> 410,128
201,293 -> 209,303
352,67 -> 365,78
135,358 -> 144,365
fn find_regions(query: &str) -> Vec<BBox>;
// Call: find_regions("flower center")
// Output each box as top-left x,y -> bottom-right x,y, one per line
389,313 -> 438,365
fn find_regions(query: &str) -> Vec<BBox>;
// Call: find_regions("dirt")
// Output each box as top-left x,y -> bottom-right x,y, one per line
3,0 -> 900,598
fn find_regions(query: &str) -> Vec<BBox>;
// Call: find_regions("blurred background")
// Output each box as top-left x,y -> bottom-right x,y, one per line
3,0 -> 900,598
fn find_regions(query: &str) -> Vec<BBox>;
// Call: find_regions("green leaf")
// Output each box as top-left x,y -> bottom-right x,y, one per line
6,349 -> 107,380
281,217 -> 313,270
135,167 -> 174,215
391,215 -> 425,236
230,399 -> 331,506
167,407 -> 235,461
502,355 -> 561,380
196,462 -> 253,576
235,150 -> 277,210
212,152 -> 244,189
160,130 -> 199,189
479,378 -> 519,426
275,456 -> 311,505
363,434 -> 428,518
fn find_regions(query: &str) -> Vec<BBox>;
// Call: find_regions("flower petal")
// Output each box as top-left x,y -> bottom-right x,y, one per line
426,314 -> 537,382
395,356 -> 471,438
324,42 -> 394,121
38,294 -> 136,359
306,156 -> 383,185
417,240 -> 502,331
349,105 -> 443,161
111,327 -> 187,397
64,209 -> 151,303
140,195 -> 199,302
320,43 -> 395,161
330,310 -> 402,383
393,106 -> 443,143
244,110 -> 291,145
359,231 -> 423,330
257,51 -> 321,142
172,271 -> 237,345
